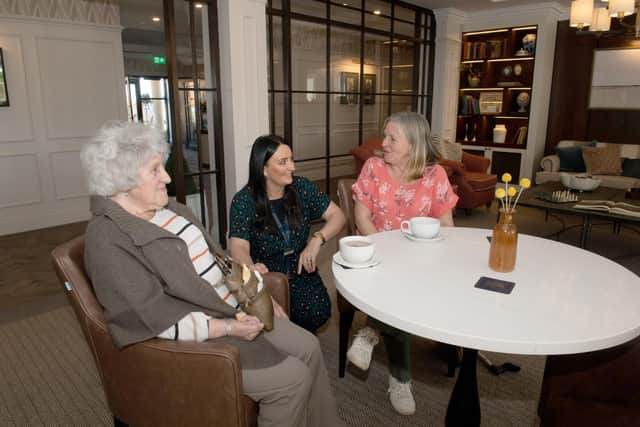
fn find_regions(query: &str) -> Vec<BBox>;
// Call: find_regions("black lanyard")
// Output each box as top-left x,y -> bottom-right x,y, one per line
271,207 -> 294,256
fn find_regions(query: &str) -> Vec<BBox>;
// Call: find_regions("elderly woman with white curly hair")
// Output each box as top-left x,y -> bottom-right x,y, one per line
80,121 -> 340,427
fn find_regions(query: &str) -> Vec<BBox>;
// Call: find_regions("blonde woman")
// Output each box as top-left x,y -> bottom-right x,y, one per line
348,112 -> 458,415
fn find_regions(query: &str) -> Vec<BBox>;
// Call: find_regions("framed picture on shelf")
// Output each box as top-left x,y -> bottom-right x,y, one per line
479,91 -> 503,114
340,72 -> 359,105
363,73 -> 376,104
0,48 -> 9,107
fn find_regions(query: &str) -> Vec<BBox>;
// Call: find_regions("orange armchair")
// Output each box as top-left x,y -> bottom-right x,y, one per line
440,153 -> 497,213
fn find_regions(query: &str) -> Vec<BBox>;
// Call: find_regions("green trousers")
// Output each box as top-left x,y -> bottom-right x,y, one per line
369,318 -> 411,383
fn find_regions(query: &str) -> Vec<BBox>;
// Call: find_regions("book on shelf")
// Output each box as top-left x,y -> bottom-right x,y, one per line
459,94 -> 479,114
573,200 -> 640,218
462,38 -> 509,60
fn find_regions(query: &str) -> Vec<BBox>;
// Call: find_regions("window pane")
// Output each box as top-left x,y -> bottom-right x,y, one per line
394,20 -> 415,38
395,5 -> 416,23
297,160 -> 328,192
391,95 -> 413,114
269,16 -> 284,91
365,0 -> 390,16
291,0 -> 326,19
330,4 -> 360,26
365,12 -> 390,32
292,93 -> 326,160
330,27 -> 361,93
291,20 -> 327,92
271,92 -> 286,137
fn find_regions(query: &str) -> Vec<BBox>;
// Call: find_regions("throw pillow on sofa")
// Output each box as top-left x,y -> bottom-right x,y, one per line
556,146 -> 587,172
622,158 -> 640,178
582,144 -> 622,175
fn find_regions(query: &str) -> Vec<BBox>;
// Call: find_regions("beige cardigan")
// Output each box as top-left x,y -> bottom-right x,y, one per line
84,196 -> 284,369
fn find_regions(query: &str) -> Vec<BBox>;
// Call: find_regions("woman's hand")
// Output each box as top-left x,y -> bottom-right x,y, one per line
250,263 -> 269,275
297,237 -> 322,274
272,297 -> 288,318
230,315 -> 263,341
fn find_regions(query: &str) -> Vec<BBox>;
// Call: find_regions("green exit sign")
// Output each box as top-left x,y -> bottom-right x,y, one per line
153,56 -> 166,64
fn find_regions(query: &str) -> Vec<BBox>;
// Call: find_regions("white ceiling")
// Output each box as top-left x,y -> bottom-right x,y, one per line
408,0 -> 571,11
117,0 -> 571,35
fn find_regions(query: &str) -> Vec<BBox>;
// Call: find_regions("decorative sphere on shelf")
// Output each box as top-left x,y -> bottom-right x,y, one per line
522,33 -> 536,55
502,65 -> 513,79
516,92 -> 530,113
514,64 -> 522,76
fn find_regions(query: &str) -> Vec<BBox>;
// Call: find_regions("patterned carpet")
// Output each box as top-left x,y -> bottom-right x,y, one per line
0,304 -> 545,427
1,203 -> 638,426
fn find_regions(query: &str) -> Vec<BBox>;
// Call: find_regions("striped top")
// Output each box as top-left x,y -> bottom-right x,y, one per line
151,208 -> 238,342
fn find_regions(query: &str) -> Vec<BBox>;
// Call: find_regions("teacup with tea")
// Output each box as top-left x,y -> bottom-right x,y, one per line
401,216 -> 440,239
339,236 -> 376,265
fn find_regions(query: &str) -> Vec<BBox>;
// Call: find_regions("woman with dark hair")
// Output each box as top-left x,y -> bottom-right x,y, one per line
229,135 -> 345,334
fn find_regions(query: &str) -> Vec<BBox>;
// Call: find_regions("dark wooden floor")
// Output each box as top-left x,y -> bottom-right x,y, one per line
0,221 -> 86,322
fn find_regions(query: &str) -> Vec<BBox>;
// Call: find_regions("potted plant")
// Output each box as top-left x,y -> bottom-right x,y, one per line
464,64 -> 481,88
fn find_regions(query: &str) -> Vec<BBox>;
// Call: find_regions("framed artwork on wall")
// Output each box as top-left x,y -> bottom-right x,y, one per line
340,72 -> 359,104
0,48 -> 9,107
363,73 -> 376,104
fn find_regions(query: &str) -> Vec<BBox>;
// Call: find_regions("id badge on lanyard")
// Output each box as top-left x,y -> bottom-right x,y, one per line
271,208 -> 294,256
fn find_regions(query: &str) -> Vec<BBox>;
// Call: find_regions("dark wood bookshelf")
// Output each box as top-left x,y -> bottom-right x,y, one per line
457,25 -> 537,147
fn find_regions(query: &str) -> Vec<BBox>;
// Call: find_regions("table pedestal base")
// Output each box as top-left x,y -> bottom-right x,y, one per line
445,348 -> 480,427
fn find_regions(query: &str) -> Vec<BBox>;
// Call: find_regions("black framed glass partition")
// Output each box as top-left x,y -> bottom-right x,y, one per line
266,0 -> 436,194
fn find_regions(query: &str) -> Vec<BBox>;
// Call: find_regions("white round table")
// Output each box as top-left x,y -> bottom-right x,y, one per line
332,227 -> 640,426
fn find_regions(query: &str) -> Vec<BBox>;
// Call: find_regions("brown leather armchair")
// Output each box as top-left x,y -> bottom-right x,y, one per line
440,153 -> 497,214
538,336 -> 640,426
51,236 -> 290,427
350,138 -> 497,214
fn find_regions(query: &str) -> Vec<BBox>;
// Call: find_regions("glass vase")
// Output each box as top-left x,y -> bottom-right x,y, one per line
489,209 -> 518,272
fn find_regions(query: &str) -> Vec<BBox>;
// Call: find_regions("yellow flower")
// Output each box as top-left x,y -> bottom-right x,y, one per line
519,178 -> 531,189
501,173 -> 512,183
495,188 -> 506,198
507,186 -> 517,197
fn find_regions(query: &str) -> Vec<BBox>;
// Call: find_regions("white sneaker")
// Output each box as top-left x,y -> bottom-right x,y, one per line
388,376 -> 416,415
346,326 -> 379,371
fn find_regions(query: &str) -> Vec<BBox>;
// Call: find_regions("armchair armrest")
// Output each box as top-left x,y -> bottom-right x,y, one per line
439,159 -> 466,178
461,151 -> 490,173
93,330 -> 247,427
263,272 -> 289,314
540,154 -> 560,172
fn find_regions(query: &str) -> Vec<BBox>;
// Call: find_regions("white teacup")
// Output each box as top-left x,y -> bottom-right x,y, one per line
339,236 -> 375,265
401,217 -> 440,239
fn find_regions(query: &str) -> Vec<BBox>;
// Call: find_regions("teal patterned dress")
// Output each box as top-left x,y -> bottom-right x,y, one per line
229,176 -> 331,333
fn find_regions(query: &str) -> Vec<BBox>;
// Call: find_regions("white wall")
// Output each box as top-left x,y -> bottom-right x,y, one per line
217,0 -> 270,203
0,12 -> 126,235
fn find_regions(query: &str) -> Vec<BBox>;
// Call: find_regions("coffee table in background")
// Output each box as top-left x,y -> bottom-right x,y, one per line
519,182 -> 640,248
332,228 -> 640,427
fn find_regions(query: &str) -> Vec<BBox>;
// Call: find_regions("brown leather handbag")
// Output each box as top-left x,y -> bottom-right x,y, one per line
213,249 -> 275,331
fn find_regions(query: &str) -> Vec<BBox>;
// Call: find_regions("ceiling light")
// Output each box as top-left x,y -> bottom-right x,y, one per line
570,0 -> 593,29
609,0 -> 634,18
373,10 -> 381,15
570,0 -> 639,36
152,16 -> 161,22
591,6 -> 611,31
195,3 -> 203,8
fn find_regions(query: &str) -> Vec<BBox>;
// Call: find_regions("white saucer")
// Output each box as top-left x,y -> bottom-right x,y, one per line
401,230 -> 443,243
333,252 -> 381,269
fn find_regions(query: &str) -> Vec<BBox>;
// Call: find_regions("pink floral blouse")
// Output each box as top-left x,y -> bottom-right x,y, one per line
352,157 -> 458,232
